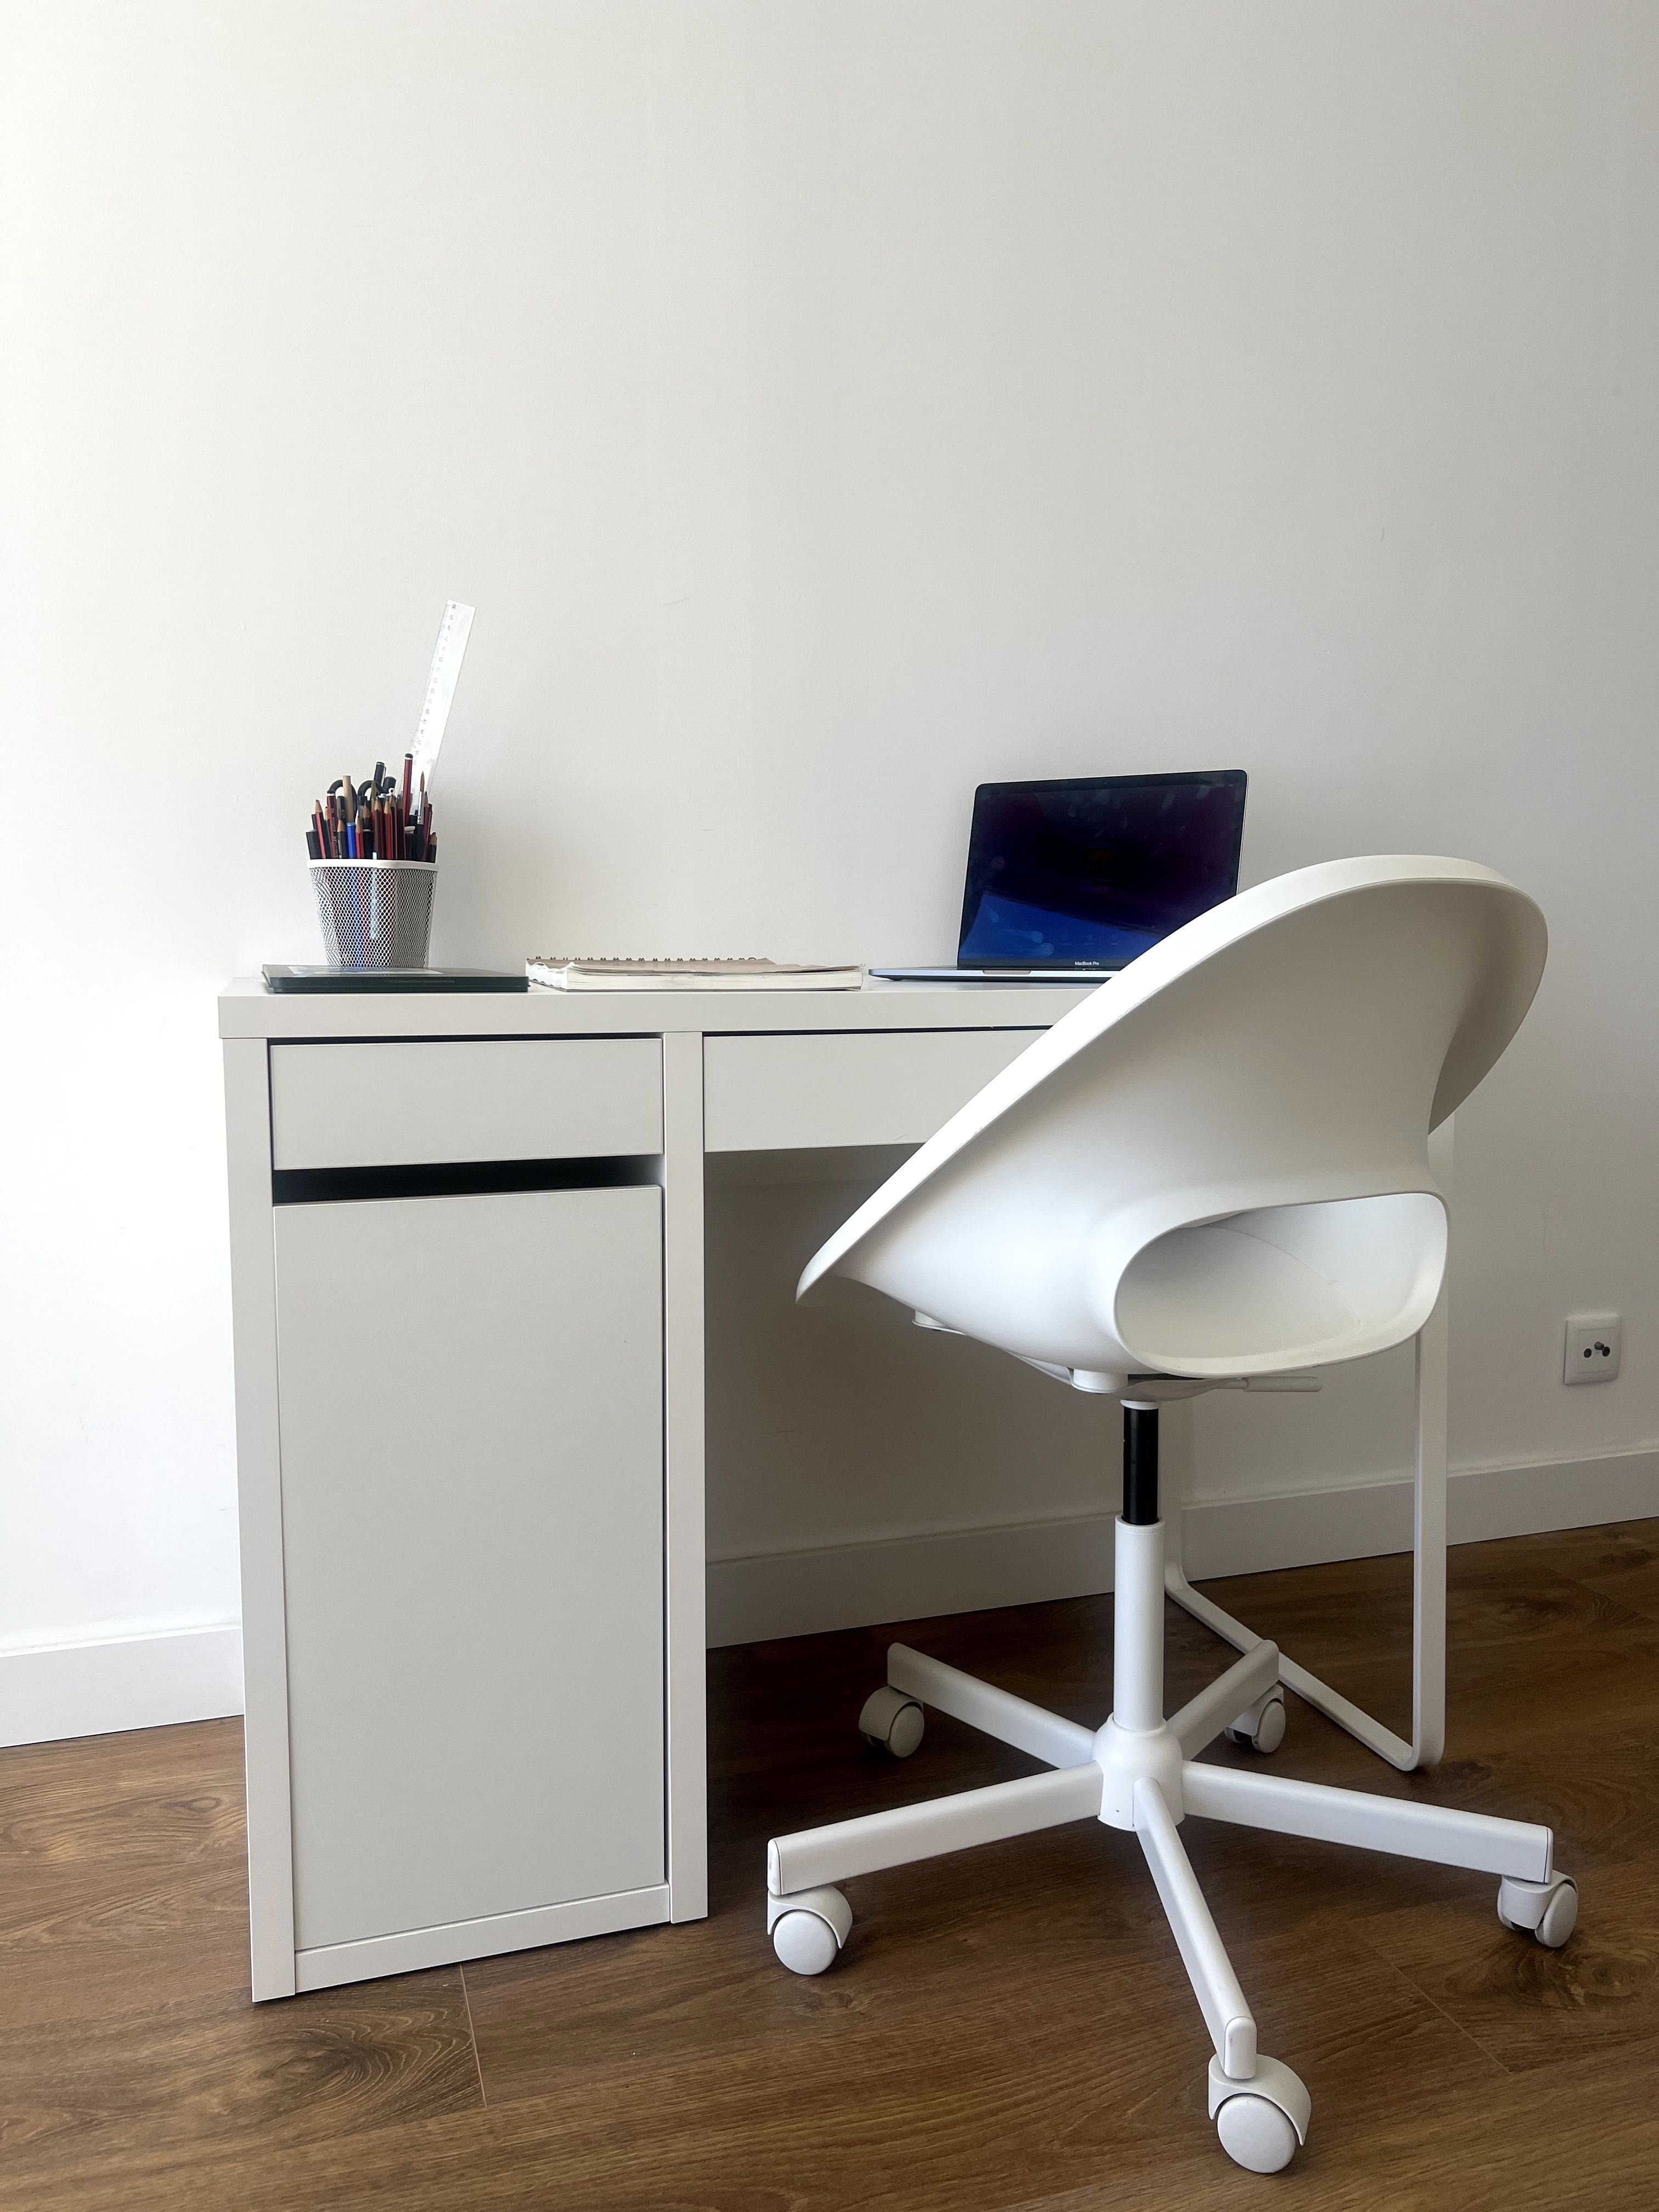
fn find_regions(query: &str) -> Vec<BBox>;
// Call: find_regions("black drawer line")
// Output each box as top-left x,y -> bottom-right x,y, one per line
273,1157 -> 662,1205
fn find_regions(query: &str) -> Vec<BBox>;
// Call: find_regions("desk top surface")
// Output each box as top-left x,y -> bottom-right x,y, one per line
219,975 -> 1099,1042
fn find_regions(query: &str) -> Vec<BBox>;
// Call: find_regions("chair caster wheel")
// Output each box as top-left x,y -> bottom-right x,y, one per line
1498,1872 -> 1577,1948
767,1884 -> 852,1976
859,1684 -> 924,1758
1216,2095 -> 1300,2174
1224,1690 -> 1286,1756
1208,2055 -> 1309,2174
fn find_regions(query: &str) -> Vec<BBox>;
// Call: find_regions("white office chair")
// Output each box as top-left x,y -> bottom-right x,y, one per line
765,856 -> 1576,2176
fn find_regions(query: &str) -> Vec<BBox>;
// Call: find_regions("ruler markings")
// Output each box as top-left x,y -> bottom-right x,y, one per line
411,600 -> 475,795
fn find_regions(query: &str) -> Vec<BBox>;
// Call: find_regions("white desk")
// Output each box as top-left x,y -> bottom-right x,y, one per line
219,978 -> 1092,1999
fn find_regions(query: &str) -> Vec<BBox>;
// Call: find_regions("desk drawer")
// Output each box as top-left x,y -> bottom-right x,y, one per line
270,1039 -> 663,1170
703,1028 -> 1042,1152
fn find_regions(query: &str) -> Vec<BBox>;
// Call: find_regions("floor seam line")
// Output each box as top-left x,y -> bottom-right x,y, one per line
459,1961 -> 489,2109
1351,1929 -> 1522,2078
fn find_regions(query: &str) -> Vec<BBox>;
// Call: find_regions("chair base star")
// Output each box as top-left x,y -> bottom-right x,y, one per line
764,1403 -> 1576,2176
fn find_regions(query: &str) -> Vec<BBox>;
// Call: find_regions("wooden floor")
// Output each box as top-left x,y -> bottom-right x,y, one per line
5,1522 -> 1659,2211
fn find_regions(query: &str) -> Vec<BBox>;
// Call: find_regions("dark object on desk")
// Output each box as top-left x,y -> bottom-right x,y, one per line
873,768 -> 1248,981
263,965 -> 529,994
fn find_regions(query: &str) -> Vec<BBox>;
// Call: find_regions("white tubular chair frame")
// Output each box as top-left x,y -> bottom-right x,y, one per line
1165,1121 -> 1452,1774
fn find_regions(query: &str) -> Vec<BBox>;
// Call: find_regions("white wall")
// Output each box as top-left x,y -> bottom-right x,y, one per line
4,4 -> 1657,1709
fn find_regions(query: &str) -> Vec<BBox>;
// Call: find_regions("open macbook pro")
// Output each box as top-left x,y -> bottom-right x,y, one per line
873,769 -> 1248,981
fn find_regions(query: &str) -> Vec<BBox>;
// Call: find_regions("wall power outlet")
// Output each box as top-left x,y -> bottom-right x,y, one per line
1564,1313 -> 1622,1385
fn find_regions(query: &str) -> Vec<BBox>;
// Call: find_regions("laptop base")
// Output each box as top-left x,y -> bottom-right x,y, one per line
868,966 -> 1119,983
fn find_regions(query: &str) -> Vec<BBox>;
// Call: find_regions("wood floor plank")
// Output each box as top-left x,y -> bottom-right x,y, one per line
465,1819 -> 1165,2104
18,1928 -> 1493,2212
1189,1541 -> 1659,1743
0,1858 -> 253,2035
0,1718 -> 252,2033
2,1520 -> 1656,2210
1312,1603 -> 1659,1773
1008,2046 -> 1659,2212
1477,1518 -> 1659,1628
0,1971 -> 482,2199
1353,1846 -> 1659,2078
0,1719 -> 245,1878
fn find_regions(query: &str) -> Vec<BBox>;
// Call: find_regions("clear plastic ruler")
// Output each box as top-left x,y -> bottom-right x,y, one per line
411,601 -> 475,798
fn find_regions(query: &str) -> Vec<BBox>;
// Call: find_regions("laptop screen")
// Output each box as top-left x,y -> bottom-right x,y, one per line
956,771 -> 1248,969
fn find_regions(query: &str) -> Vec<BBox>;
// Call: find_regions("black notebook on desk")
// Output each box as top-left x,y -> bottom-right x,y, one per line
262,966 -> 529,994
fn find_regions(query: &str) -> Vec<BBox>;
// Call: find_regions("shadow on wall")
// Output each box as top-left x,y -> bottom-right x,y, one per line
703,1149 -> 1135,1567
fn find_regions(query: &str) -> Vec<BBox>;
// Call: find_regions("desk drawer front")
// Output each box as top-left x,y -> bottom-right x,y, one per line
703,1028 -> 1043,1153
270,1039 -> 663,1170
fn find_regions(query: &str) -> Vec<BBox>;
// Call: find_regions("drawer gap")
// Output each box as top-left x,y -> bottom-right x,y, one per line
273,1156 -> 662,1205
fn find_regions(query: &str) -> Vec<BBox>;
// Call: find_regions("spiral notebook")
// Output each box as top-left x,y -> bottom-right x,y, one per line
526,956 -> 862,992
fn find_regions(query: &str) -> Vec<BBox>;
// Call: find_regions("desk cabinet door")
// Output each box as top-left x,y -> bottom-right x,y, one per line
272,1184 -> 664,1960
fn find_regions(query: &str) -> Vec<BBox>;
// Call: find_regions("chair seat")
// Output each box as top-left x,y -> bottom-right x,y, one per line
1126,1220 -> 1360,1356
1115,1190 -> 1447,1375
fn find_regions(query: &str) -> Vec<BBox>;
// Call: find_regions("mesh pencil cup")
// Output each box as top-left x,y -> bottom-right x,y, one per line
309,859 -> 437,970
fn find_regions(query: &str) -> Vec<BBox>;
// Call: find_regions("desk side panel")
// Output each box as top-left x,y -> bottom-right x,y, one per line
222,1038 -> 297,2000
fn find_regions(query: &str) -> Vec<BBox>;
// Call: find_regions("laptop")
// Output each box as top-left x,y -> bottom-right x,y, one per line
871,769 -> 1248,981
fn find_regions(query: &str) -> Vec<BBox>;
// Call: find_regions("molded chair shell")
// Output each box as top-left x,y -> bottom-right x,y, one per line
799,856 -> 1545,1384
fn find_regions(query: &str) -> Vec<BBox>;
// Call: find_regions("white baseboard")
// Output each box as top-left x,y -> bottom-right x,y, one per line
706,1446 -> 1659,1647
7,1451 -> 1656,1736
0,1624 -> 244,1750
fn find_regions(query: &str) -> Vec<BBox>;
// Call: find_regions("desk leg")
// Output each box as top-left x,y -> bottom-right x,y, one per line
223,1039 -> 298,1999
662,1032 -> 708,1921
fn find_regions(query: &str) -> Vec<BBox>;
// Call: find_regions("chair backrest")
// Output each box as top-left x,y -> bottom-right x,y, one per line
800,857 -> 1546,1383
